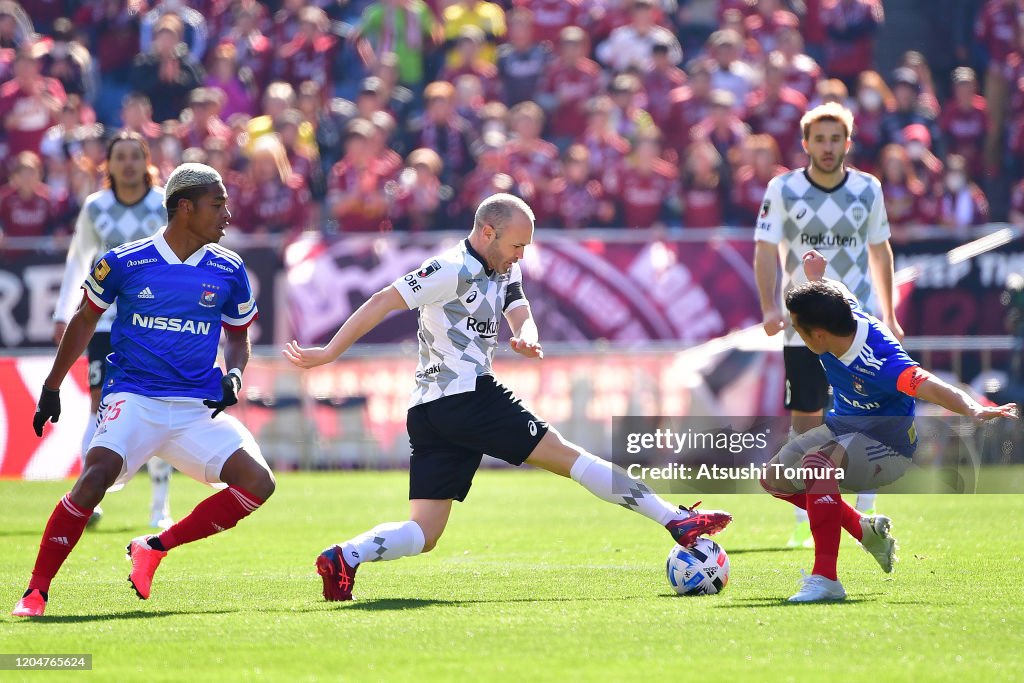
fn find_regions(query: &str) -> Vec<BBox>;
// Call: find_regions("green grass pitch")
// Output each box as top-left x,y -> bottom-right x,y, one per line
2,471 -> 1023,682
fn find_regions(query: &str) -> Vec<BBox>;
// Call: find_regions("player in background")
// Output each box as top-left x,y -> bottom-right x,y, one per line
53,131 -> 174,529
13,164 -> 274,617
753,102 -> 903,547
284,193 -> 732,601
762,251 -> 1018,602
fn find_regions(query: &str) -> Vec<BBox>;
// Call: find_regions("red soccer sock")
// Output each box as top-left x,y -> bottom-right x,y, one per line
840,499 -> 864,542
28,493 -> 94,594
158,486 -> 263,551
803,452 -> 841,581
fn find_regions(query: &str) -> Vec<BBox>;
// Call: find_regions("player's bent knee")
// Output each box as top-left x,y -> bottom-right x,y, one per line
72,449 -> 122,506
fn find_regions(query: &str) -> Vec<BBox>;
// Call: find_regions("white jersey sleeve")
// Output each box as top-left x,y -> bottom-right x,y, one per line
392,257 -> 459,309
54,201 -> 101,323
754,176 -> 786,244
866,174 -> 891,245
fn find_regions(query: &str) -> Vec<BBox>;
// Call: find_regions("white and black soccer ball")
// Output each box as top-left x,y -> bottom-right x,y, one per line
666,538 -> 730,595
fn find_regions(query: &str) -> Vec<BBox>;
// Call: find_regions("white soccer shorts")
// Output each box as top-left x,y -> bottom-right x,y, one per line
90,392 -> 267,489
774,423 -> 911,492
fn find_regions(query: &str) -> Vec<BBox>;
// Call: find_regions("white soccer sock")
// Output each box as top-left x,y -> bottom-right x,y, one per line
342,521 -> 426,568
570,452 -> 681,526
80,413 -> 98,466
148,458 -> 172,518
794,508 -> 809,523
855,492 -> 877,512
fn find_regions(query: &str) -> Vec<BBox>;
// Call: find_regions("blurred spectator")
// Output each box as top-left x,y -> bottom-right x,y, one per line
1010,176 -> 1024,224
505,100 -> 559,201
849,70 -> 893,173
278,106 -> 326,199
247,81 -> 317,155
810,77 -> 852,110
205,43 -> 259,119
452,73 -> 486,135
390,147 -> 450,231
276,6 -> 339,91
536,144 -> 608,228
608,73 -> 656,142
776,26 -> 823,101
744,51 -> 808,164
877,143 -> 925,228
520,0 -> 590,46
73,0 -> 142,124
880,67 -> 944,157
406,80 -> 474,185
680,140 -> 725,228
820,0 -> 883,90
217,3 -> 274,90
664,59 -> 712,161
40,17 -> 96,103
272,0 -> 307,45
935,154 -> 990,229
903,123 -> 945,193
120,92 -> 162,147
0,1 -> 32,49
744,0 -> 800,55
129,14 -> 205,122
455,130 -> 518,222
151,120 -> 183,179
602,131 -> 679,228
731,134 -> 787,226
976,0 -> 1023,173
39,94 -> 94,165
537,26 -> 605,149
707,28 -> 757,105
140,0 -> 208,63
176,87 -> 231,149
496,7 -> 549,106
368,109 -> 403,179
939,67 -> 987,180
899,50 -> 939,117
370,52 -> 415,126
595,0 -> 682,74
442,0 -> 506,68
354,0 -> 442,88
0,151 -> 62,240
328,118 -> 392,232
203,137 -> 243,198
297,80 -> 351,179
577,95 -> 630,178
641,39 -> 687,134
234,133 -> 312,237
693,89 -> 749,163
438,26 -> 501,102
0,45 -> 66,158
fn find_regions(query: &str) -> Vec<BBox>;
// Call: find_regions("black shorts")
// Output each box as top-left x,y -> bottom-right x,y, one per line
86,332 -> 112,390
783,345 -> 832,413
407,375 -> 548,502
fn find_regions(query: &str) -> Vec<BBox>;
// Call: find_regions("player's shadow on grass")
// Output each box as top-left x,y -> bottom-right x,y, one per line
716,547 -> 803,555
14,609 -> 237,623
339,596 -> 643,611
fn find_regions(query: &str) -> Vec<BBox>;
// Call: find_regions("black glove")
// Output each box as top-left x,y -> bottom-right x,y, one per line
204,372 -> 241,418
33,386 -> 61,437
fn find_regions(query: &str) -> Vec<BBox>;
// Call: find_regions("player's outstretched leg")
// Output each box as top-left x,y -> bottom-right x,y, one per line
790,450 -> 846,602
81,410 -> 103,528
148,458 -> 173,529
317,500 -> 444,601
525,429 -> 732,547
12,448 -> 122,617
127,448 -> 274,600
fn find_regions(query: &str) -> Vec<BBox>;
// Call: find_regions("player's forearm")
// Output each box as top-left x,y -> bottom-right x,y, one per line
868,242 -> 897,320
511,310 -> 538,344
754,242 -> 779,312
324,288 -> 405,361
223,329 -> 251,375
44,309 -> 98,390
916,376 -> 984,418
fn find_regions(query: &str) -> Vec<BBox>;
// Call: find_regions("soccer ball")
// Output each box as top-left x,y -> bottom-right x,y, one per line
666,538 -> 730,595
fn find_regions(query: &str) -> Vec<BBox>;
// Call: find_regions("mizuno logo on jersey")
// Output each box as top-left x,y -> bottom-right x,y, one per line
132,313 -> 212,335
467,316 -> 498,337
138,287 -> 155,299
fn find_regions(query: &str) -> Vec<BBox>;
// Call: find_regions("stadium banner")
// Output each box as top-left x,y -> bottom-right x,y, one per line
285,232 -> 1023,346
0,246 -> 284,349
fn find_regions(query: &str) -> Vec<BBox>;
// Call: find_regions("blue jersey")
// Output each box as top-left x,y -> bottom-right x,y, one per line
820,294 -> 920,455
82,230 -> 258,400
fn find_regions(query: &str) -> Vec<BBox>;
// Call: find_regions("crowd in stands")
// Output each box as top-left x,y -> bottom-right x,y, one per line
0,0 -> 1022,240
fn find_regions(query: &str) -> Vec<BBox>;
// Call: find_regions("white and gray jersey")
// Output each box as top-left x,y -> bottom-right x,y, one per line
393,239 -> 529,407
755,168 -> 890,346
54,187 -> 167,333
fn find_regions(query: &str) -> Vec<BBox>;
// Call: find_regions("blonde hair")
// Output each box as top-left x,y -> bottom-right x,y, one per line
250,134 -> 292,184
800,102 -> 854,141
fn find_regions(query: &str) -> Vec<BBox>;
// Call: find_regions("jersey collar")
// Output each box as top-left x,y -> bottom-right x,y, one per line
803,168 -> 849,193
464,239 -> 494,277
153,229 -> 208,267
836,317 -> 870,366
